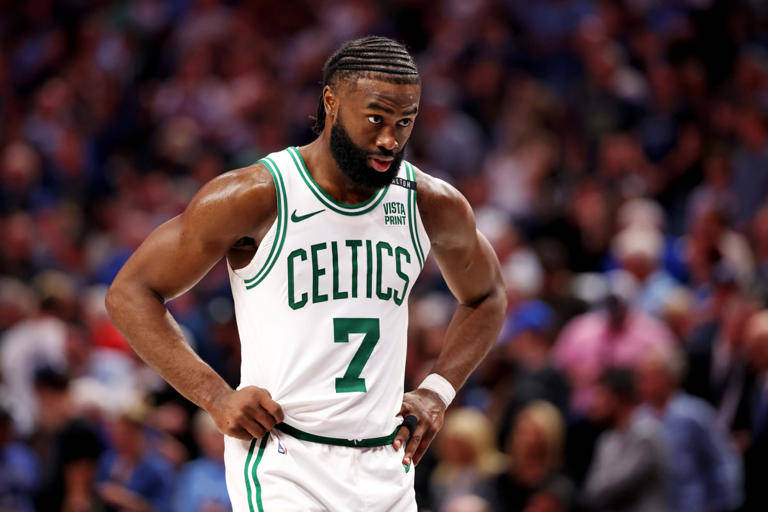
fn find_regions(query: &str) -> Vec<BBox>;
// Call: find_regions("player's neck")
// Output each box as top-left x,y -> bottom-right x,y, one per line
298,139 -> 380,205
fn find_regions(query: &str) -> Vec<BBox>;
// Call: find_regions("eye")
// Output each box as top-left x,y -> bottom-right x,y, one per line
367,115 -> 382,125
397,119 -> 412,128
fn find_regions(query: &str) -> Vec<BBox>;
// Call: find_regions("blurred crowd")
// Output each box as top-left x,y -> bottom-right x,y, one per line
2,0 -> 768,511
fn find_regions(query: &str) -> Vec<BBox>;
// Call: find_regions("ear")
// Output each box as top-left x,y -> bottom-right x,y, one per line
322,86 -> 337,123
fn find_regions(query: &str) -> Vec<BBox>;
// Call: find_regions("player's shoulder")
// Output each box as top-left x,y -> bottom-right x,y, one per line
410,164 -> 469,215
409,163 -> 474,247
184,161 -> 277,230
206,161 -> 275,198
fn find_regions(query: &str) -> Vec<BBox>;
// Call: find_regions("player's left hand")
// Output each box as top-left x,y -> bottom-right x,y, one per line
393,388 -> 446,466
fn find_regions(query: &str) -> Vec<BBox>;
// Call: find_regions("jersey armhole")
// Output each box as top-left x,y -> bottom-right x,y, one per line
405,161 -> 428,269
229,157 -> 288,288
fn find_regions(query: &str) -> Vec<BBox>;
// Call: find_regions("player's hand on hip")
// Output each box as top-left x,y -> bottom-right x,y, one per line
393,388 -> 446,466
208,386 -> 285,440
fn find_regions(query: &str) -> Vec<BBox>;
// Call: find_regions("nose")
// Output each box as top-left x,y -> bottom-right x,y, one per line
376,127 -> 398,152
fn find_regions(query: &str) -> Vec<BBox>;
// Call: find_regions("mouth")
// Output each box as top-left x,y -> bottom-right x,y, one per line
368,156 -> 393,172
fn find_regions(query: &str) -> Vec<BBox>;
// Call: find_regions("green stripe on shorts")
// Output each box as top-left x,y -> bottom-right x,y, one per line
244,435 -> 269,512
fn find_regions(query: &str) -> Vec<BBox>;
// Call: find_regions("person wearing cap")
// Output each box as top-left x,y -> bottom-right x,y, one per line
493,301 -> 569,447
612,226 -> 679,318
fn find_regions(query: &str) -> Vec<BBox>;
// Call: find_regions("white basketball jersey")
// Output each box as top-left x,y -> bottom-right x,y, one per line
227,147 -> 430,442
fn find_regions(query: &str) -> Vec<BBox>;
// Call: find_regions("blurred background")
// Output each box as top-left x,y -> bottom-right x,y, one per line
2,0 -> 768,511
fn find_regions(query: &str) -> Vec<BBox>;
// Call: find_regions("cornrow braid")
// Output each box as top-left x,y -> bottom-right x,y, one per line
312,36 -> 420,134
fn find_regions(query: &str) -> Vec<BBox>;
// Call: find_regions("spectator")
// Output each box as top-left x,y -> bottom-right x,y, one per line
730,107 -> 768,229
0,407 -> 40,512
661,287 -> 696,343
684,296 -> 757,433
0,291 -> 69,435
749,204 -> 768,304
582,368 -> 668,512
173,411 -> 230,512
491,300 -> 570,447
95,402 -> 175,512
430,408 -> 505,511
687,149 -> 734,235
554,293 -> 676,412
442,493 -> 492,512
31,368 -> 105,512
611,226 -> 679,317
521,476 -> 572,512
742,310 -> 768,511
493,401 -> 573,512
616,198 -> 687,284
635,347 -> 743,512
686,204 -> 754,293
535,239 -> 589,332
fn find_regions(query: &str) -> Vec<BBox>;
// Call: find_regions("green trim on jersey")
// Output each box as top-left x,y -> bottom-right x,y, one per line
244,157 -> 288,289
287,146 -> 389,215
405,162 -> 426,269
277,422 -> 398,447
244,434 -> 269,512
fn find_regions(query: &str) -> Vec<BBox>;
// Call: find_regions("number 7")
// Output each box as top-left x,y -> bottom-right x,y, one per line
334,317 -> 380,393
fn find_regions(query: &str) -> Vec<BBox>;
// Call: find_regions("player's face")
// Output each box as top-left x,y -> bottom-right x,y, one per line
329,78 -> 420,190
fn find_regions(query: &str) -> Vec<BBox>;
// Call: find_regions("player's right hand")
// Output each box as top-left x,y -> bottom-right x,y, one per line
207,386 -> 285,440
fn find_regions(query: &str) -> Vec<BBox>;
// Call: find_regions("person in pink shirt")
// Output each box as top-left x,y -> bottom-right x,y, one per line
553,294 -> 676,412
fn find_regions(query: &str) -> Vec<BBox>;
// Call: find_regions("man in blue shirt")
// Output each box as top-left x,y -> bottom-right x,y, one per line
173,410 -> 230,512
635,346 -> 742,512
743,310 -> 768,511
95,406 -> 175,512
0,407 -> 40,512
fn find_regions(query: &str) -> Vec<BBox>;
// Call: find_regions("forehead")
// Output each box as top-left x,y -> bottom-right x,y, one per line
337,77 -> 420,110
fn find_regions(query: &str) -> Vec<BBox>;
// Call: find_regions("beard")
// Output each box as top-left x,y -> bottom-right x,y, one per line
329,116 -> 404,191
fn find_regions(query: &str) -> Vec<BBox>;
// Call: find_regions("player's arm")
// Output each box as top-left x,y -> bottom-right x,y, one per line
394,170 -> 507,465
105,163 -> 284,440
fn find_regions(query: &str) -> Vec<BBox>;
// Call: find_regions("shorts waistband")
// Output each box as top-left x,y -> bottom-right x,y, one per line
276,422 -> 398,447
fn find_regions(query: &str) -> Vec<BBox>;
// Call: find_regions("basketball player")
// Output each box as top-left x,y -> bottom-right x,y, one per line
106,36 -> 506,511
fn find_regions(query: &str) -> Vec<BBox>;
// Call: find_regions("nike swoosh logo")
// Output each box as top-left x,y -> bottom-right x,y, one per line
291,209 -> 325,222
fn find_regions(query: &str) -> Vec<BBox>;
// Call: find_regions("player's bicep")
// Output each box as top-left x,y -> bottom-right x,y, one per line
432,229 -> 502,305
114,213 -> 230,302
418,173 -> 503,305
113,165 -> 275,302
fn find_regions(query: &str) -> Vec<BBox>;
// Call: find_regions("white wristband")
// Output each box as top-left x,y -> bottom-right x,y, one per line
418,373 -> 456,407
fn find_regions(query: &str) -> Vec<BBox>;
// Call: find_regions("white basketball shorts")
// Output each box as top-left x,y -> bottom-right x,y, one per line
224,426 -> 416,511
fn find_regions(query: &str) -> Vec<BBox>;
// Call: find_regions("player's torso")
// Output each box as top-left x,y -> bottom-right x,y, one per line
227,147 -> 430,440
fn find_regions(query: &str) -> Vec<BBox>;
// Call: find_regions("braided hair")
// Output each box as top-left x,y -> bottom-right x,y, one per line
312,36 -> 420,134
